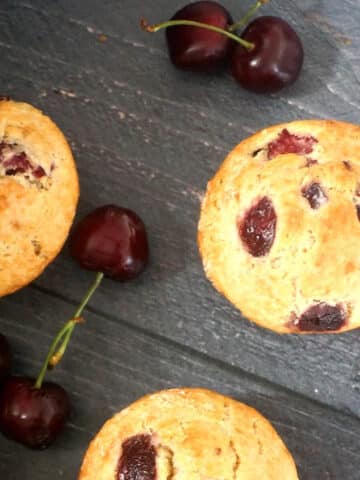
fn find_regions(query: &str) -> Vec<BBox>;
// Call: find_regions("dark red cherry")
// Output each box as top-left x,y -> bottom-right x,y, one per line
231,16 -> 304,93
0,376 -> 69,449
69,205 -> 149,281
3,152 -> 32,175
0,334 -> 11,381
0,142 -> 47,179
297,304 -> 346,332
117,434 -> 157,480
267,129 -> 318,160
32,166 -> 46,179
165,1 -> 233,71
302,182 -> 328,209
239,196 -> 277,257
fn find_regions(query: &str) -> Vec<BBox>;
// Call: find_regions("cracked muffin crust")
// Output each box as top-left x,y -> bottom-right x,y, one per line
0,99 -> 79,296
198,120 -> 360,333
79,388 -> 298,479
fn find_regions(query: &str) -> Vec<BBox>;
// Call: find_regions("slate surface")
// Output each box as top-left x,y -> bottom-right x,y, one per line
0,0 -> 359,479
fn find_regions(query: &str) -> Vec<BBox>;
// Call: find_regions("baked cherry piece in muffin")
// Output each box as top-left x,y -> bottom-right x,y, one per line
79,388 -> 298,479
0,99 -> 79,296
198,120 -> 360,333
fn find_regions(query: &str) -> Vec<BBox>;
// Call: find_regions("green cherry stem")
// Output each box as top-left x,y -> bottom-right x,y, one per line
141,18 -> 255,51
228,0 -> 270,33
34,271 -> 104,389
49,271 -> 104,368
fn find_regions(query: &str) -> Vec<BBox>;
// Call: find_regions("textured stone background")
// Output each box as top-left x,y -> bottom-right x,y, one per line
0,1 -> 359,478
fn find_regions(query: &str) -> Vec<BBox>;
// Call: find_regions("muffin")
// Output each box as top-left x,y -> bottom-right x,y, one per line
79,388 -> 298,479
0,99 -> 79,296
198,120 -> 360,333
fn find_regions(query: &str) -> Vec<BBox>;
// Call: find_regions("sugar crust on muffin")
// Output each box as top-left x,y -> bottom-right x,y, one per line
198,120 -> 360,333
79,388 -> 298,480
0,99 -> 79,296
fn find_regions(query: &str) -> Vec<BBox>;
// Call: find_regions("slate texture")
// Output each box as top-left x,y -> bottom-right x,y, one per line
0,1 -> 359,479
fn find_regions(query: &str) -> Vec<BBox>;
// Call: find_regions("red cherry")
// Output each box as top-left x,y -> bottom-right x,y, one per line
69,205 -> 149,281
296,304 -> 346,332
165,1 -> 233,71
267,129 -> 318,160
239,196 -> 277,257
27,204 -> 150,399
301,182 -> 328,210
231,16 -> 304,93
117,434 -> 156,479
0,376 -> 69,449
142,3 -> 304,93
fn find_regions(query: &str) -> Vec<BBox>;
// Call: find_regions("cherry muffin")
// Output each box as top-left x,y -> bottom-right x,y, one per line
0,99 -> 79,296
198,120 -> 360,333
79,388 -> 298,479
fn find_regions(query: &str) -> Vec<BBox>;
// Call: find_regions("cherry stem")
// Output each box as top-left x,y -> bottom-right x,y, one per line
141,18 -> 255,51
228,0 -> 270,32
34,271 -> 104,389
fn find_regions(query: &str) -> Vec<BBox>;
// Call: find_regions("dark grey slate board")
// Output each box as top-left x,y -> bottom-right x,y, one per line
0,0 -> 359,478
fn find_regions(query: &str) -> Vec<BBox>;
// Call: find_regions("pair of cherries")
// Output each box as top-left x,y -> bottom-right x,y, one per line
0,205 -> 149,449
142,0 -> 304,93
